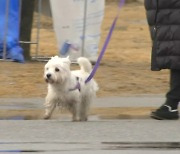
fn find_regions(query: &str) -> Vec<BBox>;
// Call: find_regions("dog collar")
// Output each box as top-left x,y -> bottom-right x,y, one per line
69,77 -> 81,92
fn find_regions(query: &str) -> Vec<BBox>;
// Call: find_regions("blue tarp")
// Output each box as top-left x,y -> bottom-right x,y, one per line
0,0 -> 24,62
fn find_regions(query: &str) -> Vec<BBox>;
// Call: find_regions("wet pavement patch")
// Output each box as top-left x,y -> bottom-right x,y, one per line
0,107 -> 154,120
0,116 -> 31,120
102,142 -> 180,150
1,142 -> 180,152
0,150 -> 43,153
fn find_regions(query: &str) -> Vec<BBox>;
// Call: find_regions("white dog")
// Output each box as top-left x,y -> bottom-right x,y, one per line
43,56 -> 99,121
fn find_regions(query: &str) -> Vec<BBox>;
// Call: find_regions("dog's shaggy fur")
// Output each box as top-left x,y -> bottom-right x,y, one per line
44,56 -> 99,121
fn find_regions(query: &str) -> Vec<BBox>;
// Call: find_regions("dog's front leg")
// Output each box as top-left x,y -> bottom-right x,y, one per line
71,101 -> 80,122
44,100 -> 56,119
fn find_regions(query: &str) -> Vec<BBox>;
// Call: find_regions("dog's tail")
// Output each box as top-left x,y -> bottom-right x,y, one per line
77,57 -> 92,73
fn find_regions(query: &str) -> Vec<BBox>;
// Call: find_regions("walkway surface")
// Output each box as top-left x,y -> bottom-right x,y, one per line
0,94 -> 165,119
1,95 -> 180,154
0,94 -> 165,109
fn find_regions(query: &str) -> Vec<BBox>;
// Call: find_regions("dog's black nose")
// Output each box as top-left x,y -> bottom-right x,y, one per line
46,74 -> 51,79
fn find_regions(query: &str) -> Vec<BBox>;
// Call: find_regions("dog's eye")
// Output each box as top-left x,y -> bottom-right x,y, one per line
55,68 -> 60,72
46,68 -> 49,70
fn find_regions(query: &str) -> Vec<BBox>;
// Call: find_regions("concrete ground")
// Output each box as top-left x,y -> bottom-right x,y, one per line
1,119 -> 180,153
1,95 -> 180,154
0,95 -> 166,120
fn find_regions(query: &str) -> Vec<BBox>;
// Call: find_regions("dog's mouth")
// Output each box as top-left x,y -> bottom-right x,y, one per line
45,78 -> 54,84
45,78 -> 49,83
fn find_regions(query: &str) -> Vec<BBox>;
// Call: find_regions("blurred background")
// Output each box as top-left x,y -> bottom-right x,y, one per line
0,0 -> 169,98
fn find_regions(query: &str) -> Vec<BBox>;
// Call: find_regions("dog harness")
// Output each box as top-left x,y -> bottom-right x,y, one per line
69,77 -> 81,92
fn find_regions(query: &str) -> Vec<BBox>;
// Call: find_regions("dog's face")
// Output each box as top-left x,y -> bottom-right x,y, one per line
44,56 -> 71,84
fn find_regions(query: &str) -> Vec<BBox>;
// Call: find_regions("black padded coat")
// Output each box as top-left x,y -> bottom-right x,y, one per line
144,0 -> 180,71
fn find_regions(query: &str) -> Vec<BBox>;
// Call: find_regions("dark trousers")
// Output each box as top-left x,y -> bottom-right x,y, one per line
166,69 -> 180,106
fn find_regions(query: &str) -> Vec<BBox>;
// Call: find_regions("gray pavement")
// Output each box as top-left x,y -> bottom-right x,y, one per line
0,119 -> 180,153
1,95 -> 180,153
0,94 -> 165,110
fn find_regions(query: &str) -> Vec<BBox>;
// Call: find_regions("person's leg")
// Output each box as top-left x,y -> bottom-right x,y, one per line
151,69 -> 180,120
165,69 -> 180,109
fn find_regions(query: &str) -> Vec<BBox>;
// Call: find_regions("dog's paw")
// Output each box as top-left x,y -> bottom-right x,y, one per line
43,114 -> 50,120
72,119 -> 79,122
72,117 -> 80,122
80,117 -> 88,122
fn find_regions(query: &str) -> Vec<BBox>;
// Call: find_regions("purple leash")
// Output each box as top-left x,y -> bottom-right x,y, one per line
85,0 -> 125,84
